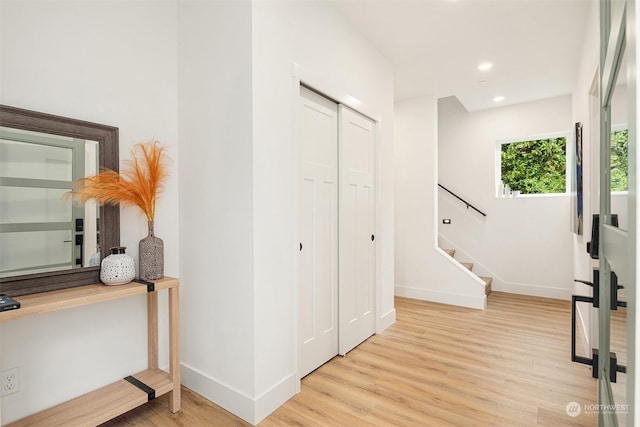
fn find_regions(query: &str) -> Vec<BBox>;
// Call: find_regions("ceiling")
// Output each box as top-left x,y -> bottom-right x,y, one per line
330,0 -> 594,111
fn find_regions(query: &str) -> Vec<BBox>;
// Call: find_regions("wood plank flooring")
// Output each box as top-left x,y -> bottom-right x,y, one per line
102,293 -> 598,426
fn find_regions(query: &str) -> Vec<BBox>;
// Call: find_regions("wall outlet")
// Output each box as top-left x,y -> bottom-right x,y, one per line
1,367 -> 19,397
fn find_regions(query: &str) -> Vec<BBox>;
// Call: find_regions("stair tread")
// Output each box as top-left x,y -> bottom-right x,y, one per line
440,246 -> 491,295
479,276 -> 492,296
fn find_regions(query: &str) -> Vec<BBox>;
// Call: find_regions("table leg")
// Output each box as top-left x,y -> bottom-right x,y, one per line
147,292 -> 158,369
168,286 -> 181,412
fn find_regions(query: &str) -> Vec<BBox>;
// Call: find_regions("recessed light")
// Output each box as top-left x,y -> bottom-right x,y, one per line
479,80 -> 488,85
492,96 -> 505,102
478,62 -> 493,71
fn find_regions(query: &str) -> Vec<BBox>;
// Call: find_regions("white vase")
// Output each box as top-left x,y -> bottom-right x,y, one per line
100,247 -> 136,285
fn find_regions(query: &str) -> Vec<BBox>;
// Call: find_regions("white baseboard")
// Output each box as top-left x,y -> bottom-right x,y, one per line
378,307 -> 396,333
181,363 -> 297,425
439,234 -> 572,301
181,363 -> 254,423
492,281 -> 571,300
395,285 -> 486,310
254,373 -> 297,424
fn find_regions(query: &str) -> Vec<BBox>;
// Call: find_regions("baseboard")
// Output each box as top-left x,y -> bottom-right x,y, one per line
439,234 -> 572,301
395,285 -> 486,310
254,373 -> 297,424
181,363 -> 255,424
181,363 -> 297,425
492,281 -> 571,300
378,307 -> 396,332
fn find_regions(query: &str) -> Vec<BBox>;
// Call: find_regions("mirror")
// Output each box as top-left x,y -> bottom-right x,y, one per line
0,129 -> 100,277
0,105 -> 120,296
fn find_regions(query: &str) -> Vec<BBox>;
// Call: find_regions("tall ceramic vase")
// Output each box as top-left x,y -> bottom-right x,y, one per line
139,220 -> 164,281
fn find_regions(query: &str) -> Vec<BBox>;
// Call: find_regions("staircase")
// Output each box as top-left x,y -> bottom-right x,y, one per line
443,248 -> 492,296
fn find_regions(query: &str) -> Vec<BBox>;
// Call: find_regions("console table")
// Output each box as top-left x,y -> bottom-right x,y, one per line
0,276 -> 181,426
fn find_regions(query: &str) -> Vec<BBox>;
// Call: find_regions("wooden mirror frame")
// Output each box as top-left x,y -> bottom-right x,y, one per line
0,105 -> 120,296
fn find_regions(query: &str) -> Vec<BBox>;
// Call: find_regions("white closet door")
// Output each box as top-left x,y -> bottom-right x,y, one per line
298,86 -> 339,377
338,105 -> 376,355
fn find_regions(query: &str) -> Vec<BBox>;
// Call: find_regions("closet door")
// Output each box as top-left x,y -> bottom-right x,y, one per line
339,105 -> 376,355
298,86 -> 339,377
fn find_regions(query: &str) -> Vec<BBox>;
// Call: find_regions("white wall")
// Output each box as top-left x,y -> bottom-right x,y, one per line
177,0 -> 257,417
179,0 -> 396,424
0,1 -> 179,424
395,96 -> 486,309
438,95 -> 574,300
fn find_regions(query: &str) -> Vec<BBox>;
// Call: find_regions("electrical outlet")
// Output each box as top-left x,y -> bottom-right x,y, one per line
1,367 -> 19,397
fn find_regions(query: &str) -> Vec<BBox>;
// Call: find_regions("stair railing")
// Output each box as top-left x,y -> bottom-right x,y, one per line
437,184 -> 487,217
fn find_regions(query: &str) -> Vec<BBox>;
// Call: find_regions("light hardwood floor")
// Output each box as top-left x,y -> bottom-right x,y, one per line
102,293 -> 598,426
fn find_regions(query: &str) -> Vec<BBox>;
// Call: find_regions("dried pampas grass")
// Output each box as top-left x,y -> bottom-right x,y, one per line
71,141 -> 169,221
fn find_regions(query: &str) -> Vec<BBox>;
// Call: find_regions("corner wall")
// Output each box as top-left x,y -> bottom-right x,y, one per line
395,96 -> 486,309
438,95 -> 574,300
177,0 -> 257,418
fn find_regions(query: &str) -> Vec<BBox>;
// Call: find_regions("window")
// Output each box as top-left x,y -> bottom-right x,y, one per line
611,127 -> 628,191
497,134 -> 568,195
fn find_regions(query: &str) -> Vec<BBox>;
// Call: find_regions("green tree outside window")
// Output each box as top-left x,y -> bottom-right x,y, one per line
611,128 -> 628,192
501,137 -> 567,194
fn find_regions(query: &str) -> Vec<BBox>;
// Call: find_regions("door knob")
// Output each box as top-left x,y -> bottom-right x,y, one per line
371,235 -> 375,241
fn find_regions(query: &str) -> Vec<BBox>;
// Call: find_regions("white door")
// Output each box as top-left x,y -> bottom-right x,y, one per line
298,86 -> 339,377
338,105 -> 376,355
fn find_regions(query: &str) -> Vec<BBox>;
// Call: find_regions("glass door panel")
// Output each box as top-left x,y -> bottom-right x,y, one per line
608,68 -> 628,422
598,0 -> 633,425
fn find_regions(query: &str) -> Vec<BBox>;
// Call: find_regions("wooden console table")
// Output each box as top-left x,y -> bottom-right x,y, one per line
0,276 -> 181,426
